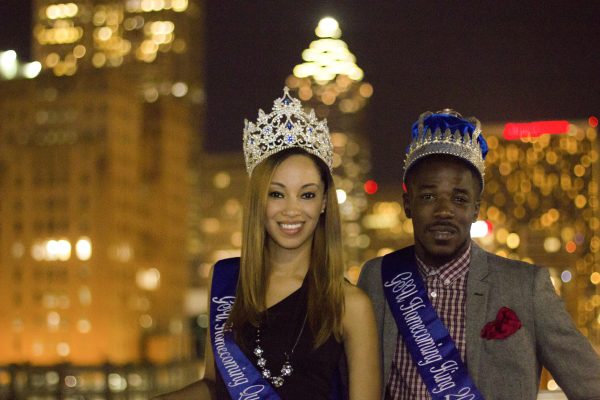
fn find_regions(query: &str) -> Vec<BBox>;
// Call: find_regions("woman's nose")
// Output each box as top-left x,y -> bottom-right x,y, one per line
281,199 -> 301,216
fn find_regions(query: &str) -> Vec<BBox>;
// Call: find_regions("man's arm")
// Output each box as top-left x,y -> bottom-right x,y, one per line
534,267 -> 600,399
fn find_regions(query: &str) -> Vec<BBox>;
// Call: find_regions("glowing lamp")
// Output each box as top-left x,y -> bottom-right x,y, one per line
589,116 -> 599,128
503,120 -> 569,140
336,189 -> 347,204
471,220 -> 492,238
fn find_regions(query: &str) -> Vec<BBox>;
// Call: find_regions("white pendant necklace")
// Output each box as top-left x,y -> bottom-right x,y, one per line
253,313 -> 308,388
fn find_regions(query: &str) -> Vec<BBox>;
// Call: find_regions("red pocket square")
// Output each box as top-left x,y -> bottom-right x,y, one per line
481,307 -> 522,340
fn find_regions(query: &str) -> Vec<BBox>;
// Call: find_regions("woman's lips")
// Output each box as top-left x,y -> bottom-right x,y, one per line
279,222 -> 303,235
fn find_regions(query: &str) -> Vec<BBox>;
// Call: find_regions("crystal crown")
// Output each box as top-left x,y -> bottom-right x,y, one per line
403,109 -> 487,190
243,87 -> 333,175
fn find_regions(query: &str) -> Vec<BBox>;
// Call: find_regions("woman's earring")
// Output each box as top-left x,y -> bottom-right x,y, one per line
321,208 -> 325,214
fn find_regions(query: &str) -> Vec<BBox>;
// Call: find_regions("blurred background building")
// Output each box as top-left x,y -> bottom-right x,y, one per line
0,0 -> 204,397
286,17 -> 375,277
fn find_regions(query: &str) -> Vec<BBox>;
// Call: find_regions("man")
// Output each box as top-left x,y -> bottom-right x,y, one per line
358,109 -> 600,399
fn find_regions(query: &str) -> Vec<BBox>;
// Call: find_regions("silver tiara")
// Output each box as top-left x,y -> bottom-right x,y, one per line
243,87 -> 333,175
403,110 -> 485,189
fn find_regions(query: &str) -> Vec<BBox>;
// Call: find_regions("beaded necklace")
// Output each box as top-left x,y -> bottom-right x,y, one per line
252,313 -> 308,388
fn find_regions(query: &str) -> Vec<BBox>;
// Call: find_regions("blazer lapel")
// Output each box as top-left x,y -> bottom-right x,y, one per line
465,242 -> 490,384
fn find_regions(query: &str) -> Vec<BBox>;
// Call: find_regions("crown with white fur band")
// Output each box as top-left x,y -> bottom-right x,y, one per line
243,87 -> 333,175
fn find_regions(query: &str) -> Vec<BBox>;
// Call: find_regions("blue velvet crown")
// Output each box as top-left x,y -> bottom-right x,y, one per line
403,109 -> 488,190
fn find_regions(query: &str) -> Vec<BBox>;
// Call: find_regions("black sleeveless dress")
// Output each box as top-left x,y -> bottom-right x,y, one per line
215,278 -> 344,399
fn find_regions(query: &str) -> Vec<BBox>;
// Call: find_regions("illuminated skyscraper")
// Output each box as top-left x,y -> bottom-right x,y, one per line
479,119 -> 600,351
31,0 -> 206,143
32,0 -> 203,82
0,69 -> 192,365
0,0 -> 204,366
286,17 -> 374,275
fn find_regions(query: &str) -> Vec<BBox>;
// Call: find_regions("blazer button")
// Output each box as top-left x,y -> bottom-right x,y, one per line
430,291 -> 437,298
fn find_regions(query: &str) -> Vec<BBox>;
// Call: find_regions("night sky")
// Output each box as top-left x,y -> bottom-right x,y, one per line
2,1 -> 599,183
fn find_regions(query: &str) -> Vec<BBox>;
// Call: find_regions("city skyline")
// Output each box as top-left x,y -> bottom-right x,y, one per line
3,1 -> 599,182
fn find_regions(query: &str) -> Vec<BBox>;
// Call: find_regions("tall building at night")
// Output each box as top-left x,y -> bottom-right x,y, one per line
286,17 -> 375,278
32,0 -> 203,83
0,0 -> 205,368
479,119 -> 600,350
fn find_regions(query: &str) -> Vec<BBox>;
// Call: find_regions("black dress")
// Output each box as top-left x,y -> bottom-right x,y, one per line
215,278 -> 344,399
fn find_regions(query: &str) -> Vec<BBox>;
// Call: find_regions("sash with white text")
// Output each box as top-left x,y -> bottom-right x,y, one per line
382,247 -> 484,400
210,258 -> 281,400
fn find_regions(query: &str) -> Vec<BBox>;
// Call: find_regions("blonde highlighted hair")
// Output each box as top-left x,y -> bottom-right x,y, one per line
228,148 -> 345,347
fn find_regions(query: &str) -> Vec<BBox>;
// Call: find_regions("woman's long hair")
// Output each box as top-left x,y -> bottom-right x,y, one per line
228,148 -> 345,347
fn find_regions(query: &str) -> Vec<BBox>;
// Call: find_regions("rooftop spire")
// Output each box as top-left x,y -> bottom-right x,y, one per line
293,17 -> 363,84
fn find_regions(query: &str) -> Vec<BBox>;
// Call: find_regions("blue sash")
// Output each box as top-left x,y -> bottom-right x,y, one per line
381,247 -> 484,400
210,258 -> 282,399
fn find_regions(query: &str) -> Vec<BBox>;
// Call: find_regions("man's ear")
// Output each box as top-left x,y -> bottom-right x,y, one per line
472,200 -> 481,222
403,191 -> 412,219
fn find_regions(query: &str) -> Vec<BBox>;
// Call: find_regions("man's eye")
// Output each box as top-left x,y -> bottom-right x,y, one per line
302,192 -> 316,199
454,196 -> 468,203
269,191 -> 284,198
421,194 -> 434,201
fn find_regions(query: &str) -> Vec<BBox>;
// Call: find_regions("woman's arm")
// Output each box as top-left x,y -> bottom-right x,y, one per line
342,284 -> 382,399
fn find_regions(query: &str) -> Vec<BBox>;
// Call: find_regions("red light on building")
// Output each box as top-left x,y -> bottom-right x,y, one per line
589,116 -> 599,128
364,179 -> 378,194
565,241 -> 577,254
503,120 -> 569,140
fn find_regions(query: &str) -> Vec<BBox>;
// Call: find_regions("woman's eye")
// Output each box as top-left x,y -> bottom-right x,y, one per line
268,191 -> 284,198
302,192 -> 316,199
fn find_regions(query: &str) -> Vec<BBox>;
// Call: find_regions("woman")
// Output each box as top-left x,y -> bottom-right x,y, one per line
156,88 -> 380,399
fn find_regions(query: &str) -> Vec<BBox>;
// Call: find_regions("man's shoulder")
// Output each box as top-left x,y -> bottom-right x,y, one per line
358,246 -> 414,286
361,256 -> 383,271
473,244 -> 544,276
358,256 -> 382,287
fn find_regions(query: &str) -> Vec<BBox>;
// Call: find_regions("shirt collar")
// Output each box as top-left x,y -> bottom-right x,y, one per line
415,242 -> 471,285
